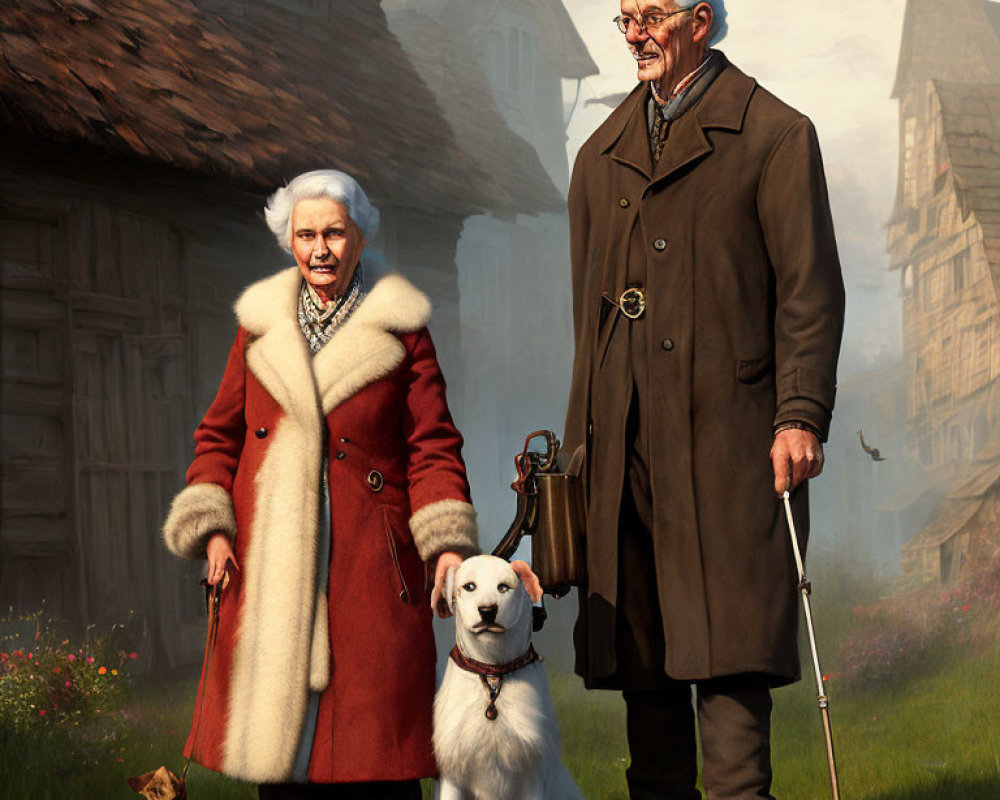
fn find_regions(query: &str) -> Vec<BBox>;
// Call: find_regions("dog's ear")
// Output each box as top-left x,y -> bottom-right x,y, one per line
431,563 -> 459,618
511,560 -> 544,604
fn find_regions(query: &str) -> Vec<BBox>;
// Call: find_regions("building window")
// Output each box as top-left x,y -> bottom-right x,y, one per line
487,9 -> 536,117
953,250 -> 968,293
903,115 -> 917,205
459,233 -> 503,325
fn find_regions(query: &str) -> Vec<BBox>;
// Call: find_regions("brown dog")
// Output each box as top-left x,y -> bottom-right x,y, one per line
127,766 -> 187,800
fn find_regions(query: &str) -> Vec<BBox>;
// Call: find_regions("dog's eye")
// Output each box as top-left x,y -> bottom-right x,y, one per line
497,583 -> 510,593
462,581 -> 476,592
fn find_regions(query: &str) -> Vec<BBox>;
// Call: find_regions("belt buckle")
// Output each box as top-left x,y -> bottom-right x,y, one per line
619,287 -> 646,320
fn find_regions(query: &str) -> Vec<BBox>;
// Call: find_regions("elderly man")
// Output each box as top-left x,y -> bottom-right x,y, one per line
563,2 -> 845,798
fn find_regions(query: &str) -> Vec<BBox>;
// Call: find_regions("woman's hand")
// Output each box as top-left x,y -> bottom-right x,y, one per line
206,532 -> 238,586
430,550 -> 464,619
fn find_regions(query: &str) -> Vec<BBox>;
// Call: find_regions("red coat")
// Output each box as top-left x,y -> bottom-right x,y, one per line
163,267 -> 477,784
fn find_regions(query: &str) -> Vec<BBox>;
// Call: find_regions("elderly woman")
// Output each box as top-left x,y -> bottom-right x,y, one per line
163,170 -> 478,799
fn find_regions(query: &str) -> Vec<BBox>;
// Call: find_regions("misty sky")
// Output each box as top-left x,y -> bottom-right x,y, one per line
563,0 -> 908,377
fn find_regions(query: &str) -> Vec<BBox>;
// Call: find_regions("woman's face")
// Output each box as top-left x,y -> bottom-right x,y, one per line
290,197 -> 366,303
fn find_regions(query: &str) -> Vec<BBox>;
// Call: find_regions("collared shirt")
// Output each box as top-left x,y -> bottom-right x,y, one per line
648,49 -> 726,161
297,264 -> 365,354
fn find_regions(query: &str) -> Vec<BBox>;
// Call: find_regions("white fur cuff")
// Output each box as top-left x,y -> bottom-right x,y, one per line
409,499 -> 479,561
162,483 -> 237,559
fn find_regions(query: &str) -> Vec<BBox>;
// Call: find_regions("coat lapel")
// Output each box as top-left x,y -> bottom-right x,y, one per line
599,63 -> 757,191
312,273 -> 430,415
234,266 -> 432,421
600,84 -> 653,180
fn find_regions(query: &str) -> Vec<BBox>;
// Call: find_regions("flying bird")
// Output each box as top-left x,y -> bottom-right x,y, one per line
858,430 -> 886,462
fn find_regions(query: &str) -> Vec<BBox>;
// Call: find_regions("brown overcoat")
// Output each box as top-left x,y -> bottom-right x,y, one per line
564,61 -> 845,686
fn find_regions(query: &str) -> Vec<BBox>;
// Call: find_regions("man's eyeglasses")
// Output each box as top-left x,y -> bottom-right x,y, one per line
613,7 -> 693,35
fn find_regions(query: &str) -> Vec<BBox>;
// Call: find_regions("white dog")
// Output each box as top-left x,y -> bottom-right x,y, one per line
432,555 -> 583,800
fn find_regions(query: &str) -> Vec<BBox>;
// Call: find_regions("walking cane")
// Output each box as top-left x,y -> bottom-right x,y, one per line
782,490 -> 842,800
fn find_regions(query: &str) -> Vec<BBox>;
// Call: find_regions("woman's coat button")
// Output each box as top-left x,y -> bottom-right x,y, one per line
661,338 -> 675,351
619,197 -> 630,208
367,470 -> 384,493
336,451 -> 347,460
255,427 -> 267,439
653,237 -> 667,252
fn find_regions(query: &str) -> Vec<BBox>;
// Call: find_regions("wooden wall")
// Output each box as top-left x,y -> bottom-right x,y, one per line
0,142 -> 276,666
0,137 -> 468,666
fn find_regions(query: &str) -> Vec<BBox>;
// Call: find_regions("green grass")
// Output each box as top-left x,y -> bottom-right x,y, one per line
555,640 -> 1000,799
3,643 -> 998,798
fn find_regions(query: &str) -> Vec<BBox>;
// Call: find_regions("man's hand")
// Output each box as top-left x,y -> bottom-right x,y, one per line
770,427 -> 823,495
430,550 -> 464,619
206,532 -> 238,586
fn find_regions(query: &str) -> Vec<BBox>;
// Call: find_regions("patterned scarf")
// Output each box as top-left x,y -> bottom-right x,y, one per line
649,49 -> 725,163
297,264 -> 365,354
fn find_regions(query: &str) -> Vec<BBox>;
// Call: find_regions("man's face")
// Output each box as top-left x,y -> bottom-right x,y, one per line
620,1 -> 703,91
290,197 -> 365,302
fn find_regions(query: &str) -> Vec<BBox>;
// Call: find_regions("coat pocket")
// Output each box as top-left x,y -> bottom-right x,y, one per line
381,507 -> 412,604
735,353 -> 774,384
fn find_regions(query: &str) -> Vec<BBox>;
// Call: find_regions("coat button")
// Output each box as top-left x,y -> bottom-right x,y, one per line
367,470 -> 384,493
619,197 -> 630,208
661,338 -> 675,351
255,428 -> 267,439
335,451 -> 346,460
653,238 -> 667,251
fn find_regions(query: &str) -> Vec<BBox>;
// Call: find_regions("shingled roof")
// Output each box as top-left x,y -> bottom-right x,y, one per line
0,0 -> 502,217
936,80 -> 1000,284
893,0 -> 1000,98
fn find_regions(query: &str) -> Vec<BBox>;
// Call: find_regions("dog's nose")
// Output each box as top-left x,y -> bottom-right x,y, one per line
478,604 -> 498,625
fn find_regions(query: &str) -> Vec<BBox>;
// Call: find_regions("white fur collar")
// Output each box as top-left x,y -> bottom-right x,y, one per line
230,264 -> 432,424
234,264 -> 431,338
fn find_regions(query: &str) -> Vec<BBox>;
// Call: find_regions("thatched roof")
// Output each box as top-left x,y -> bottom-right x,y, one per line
0,0 -> 506,217
892,0 -> 1000,98
936,80 -> 1000,283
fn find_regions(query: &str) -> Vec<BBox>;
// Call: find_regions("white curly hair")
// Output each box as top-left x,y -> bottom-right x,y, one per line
264,169 -> 380,253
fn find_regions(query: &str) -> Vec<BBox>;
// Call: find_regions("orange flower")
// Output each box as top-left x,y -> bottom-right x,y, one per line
97,666 -> 107,675
111,669 -> 118,676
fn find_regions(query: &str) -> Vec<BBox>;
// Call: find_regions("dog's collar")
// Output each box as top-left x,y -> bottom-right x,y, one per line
449,643 -> 540,678
449,644 -> 541,721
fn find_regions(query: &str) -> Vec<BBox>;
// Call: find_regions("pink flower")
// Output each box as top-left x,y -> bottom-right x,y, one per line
67,654 -> 76,662
85,656 -> 94,664
38,709 -> 46,717
64,680 -> 71,688
127,652 -> 138,659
